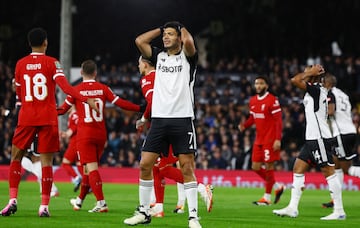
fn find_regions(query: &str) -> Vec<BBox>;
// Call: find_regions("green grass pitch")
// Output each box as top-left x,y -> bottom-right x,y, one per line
0,181 -> 359,227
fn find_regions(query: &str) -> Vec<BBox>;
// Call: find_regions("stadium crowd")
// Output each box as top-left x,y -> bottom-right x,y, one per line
1,54 -> 360,171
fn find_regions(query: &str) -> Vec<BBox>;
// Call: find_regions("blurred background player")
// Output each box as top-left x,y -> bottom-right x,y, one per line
322,73 -> 358,208
59,106 -> 83,192
58,59 -> 143,213
136,55 -> 213,218
238,75 -> 285,205
0,27 -> 98,217
273,65 -> 345,220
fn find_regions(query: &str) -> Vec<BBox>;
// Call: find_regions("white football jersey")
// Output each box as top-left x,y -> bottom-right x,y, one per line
330,87 -> 356,135
151,50 -> 196,118
303,83 -> 332,140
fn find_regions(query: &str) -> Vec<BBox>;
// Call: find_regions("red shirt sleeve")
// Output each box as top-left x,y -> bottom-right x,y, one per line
143,92 -> 153,119
57,100 -> 72,115
273,109 -> 283,140
113,97 -> 140,112
55,76 -> 87,102
243,114 -> 254,129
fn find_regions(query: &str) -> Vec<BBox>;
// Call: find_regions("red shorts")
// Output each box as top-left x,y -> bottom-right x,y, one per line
12,125 -> 59,153
77,138 -> 106,165
252,144 -> 280,163
63,138 -> 79,162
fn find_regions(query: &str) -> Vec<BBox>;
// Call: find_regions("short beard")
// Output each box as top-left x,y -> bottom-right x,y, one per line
257,89 -> 266,96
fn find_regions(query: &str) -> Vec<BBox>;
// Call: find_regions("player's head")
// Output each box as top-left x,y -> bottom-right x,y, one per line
162,21 -> 182,51
322,73 -> 337,89
81,59 -> 97,79
28,27 -> 48,48
138,55 -> 155,76
254,75 -> 269,96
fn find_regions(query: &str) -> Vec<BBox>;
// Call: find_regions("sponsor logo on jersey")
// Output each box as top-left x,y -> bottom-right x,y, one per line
253,113 -> 265,119
158,64 -> 183,73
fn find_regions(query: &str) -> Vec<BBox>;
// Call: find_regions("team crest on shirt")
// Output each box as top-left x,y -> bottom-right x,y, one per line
54,61 -> 63,69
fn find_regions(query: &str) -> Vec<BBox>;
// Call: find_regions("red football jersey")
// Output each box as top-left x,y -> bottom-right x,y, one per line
140,70 -> 155,119
243,92 -> 282,145
64,79 -> 139,141
15,53 -> 65,126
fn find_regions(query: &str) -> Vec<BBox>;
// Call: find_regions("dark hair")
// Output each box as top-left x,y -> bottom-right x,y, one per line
324,73 -> 337,86
140,55 -> 154,66
28,27 -> 47,47
81,60 -> 97,75
163,21 -> 182,36
255,75 -> 270,85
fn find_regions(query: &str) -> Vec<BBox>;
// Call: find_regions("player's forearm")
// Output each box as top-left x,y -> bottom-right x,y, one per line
181,27 -> 196,57
135,28 -> 161,58
114,98 -> 140,112
290,72 -> 309,90
55,77 -> 87,102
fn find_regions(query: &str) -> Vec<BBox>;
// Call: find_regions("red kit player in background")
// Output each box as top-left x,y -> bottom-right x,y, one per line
0,27 -> 98,217
58,59 -> 144,213
60,106 -> 83,192
238,75 -> 285,205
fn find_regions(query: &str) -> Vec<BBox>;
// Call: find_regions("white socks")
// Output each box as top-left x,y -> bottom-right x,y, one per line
184,181 -> 198,218
139,179 -> 153,214
288,173 -> 304,210
326,174 -> 345,214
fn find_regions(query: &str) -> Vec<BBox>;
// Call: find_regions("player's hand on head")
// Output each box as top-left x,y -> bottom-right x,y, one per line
310,64 -> 325,76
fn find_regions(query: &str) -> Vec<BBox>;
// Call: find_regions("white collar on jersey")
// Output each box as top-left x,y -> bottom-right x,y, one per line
256,91 -> 269,100
83,79 -> 96,82
30,52 -> 45,55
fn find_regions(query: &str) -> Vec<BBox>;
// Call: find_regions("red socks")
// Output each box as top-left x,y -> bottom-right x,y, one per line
9,161 -> 22,199
79,174 -> 90,200
61,163 -> 77,178
41,166 -> 53,205
89,170 -> 104,201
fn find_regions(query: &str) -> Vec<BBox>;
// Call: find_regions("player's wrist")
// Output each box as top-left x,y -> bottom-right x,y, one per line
141,115 -> 147,122
159,26 -> 164,34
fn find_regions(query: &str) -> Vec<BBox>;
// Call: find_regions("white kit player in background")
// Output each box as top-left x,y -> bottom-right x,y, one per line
21,136 -> 59,197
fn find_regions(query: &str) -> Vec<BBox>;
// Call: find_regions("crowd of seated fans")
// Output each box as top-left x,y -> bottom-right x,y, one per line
1,54 -> 360,171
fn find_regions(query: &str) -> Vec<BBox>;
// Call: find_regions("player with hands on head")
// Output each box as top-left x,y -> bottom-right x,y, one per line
273,64 -> 346,220
135,56 -> 213,218
1,27 -> 97,218
124,21 -> 202,228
